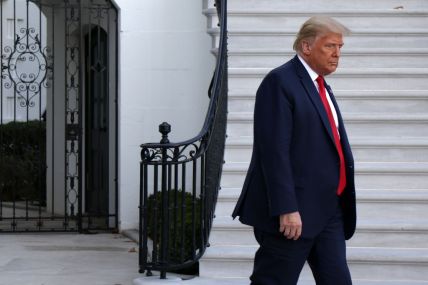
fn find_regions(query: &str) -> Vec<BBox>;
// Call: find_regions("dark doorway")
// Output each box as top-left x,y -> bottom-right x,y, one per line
84,26 -> 109,216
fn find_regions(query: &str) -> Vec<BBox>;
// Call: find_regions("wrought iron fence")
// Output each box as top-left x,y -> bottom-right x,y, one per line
138,0 -> 228,278
0,0 -> 118,232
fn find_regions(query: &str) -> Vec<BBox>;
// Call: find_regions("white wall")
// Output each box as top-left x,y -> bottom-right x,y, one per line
114,0 -> 215,230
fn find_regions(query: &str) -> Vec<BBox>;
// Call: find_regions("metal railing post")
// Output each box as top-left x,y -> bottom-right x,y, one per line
137,0 -> 227,277
159,122 -> 171,279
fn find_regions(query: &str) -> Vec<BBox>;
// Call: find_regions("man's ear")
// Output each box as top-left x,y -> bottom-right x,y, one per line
302,41 -> 312,56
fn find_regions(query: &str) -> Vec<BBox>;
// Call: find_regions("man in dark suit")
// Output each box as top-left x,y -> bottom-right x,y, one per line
232,16 -> 356,285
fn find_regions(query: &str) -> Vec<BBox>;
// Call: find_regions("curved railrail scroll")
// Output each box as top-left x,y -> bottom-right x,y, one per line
138,0 -> 228,279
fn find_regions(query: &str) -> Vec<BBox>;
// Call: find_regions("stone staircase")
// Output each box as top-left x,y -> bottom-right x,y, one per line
200,0 -> 428,284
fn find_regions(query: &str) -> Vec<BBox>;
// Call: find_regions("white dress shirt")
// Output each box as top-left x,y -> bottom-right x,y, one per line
297,55 -> 339,129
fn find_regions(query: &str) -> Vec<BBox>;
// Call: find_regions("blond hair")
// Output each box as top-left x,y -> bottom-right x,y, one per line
293,16 -> 350,52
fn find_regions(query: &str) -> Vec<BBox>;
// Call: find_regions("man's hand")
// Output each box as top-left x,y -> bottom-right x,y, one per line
279,211 -> 302,240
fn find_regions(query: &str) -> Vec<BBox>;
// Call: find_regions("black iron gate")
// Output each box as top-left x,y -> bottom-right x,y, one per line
0,0 -> 118,232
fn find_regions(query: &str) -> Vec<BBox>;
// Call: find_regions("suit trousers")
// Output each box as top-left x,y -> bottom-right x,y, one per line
250,205 -> 352,285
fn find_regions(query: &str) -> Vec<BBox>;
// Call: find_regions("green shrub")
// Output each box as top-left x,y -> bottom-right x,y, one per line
146,189 -> 202,264
0,121 -> 46,203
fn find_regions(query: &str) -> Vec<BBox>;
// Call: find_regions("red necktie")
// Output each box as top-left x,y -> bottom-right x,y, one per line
316,76 -> 346,195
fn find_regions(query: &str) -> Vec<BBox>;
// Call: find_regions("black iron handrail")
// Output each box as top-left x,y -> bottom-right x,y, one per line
138,0 -> 228,279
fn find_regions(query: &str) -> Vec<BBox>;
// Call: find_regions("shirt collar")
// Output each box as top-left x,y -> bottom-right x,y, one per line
297,54 -> 319,83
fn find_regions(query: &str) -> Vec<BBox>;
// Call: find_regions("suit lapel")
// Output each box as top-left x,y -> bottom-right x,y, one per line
326,82 -> 347,139
292,56 -> 335,143
326,82 -> 343,126
327,82 -> 353,162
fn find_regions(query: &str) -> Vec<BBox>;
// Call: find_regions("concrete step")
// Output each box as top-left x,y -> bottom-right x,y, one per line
185,276 -> 428,285
210,28 -> 428,49
340,138 -> 428,163
356,162 -> 428,190
229,89 -> 428,99
209,215 -> 428,249
349,219 -> 428,249
222,48 -> 428,68
356,190 -> 428,219
217,188 -> 428,203
214,188 -> 428,221
137,275 -> 428,285
200,245 -> 428,281
227,112 -> 428,138
337,95 -> 428,115
207,0 -> 428,11
206,9 -> 428,31
228,67 -> 428,92
221,162 -> 428,190
225,137 -> 428,163
228,89 -> 428,114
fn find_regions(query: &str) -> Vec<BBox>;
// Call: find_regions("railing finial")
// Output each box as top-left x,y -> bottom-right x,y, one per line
159,122 -> 171,144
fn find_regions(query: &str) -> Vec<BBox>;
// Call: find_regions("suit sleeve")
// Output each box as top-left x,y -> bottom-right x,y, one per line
254,72 -> 298,217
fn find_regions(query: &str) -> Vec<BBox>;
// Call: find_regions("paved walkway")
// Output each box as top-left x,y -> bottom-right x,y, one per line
0,233 -> 141,285
5,233 -> 426,285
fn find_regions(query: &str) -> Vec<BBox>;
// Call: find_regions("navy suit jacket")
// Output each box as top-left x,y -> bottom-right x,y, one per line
232,56 -> 356,240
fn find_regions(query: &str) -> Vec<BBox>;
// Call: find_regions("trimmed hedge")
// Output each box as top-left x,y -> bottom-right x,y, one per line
0,121 -> 46,203
146,189 -> 202,265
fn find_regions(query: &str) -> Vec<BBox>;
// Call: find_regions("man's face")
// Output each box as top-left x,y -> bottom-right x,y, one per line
303,32 -> 344,76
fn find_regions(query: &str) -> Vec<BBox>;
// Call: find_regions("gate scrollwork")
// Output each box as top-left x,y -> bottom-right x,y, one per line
2,27 -> 53,108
